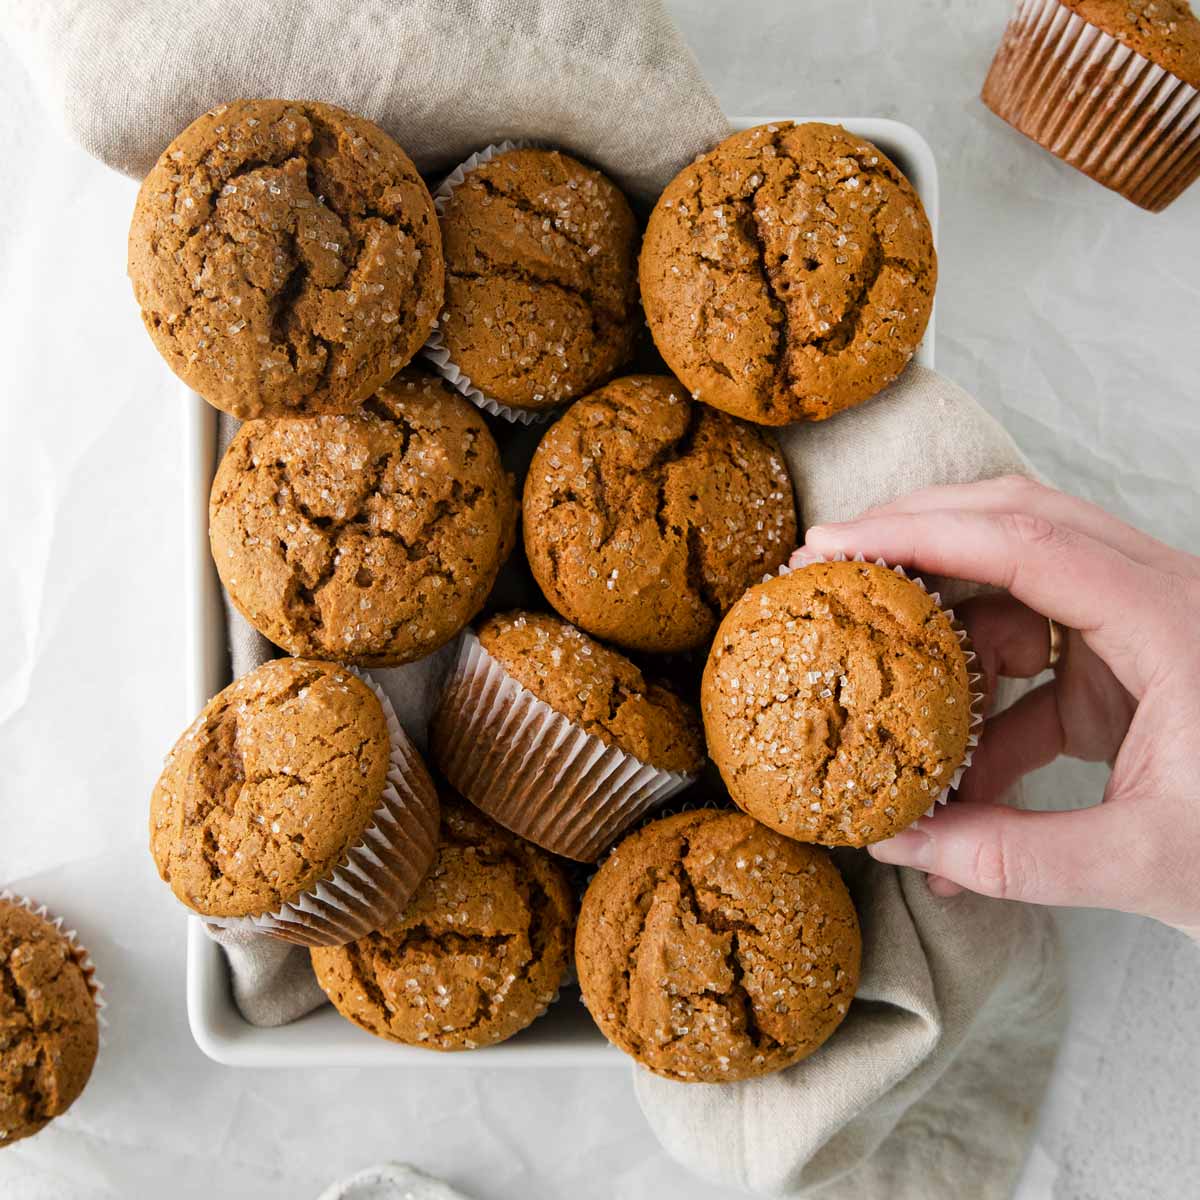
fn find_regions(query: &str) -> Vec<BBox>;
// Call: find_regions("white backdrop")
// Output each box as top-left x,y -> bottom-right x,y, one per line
1,2 -> 1198,1197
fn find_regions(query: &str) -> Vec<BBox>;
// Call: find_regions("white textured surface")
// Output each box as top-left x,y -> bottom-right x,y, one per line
0,2 -> 1197,1197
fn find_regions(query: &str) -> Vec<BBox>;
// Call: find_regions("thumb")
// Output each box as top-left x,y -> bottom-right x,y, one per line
867,802 -> 1153,911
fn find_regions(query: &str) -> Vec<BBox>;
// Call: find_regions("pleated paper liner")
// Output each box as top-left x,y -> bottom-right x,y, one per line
775,553 -> 985,820
420,139 -> 561,426
206,674 -> 439,948
431,630 -> 699,862
0,890 -> 107,1031
982,0 -> 1200,212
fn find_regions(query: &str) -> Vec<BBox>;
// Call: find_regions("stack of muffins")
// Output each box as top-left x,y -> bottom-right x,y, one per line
134,99 -> 977,1083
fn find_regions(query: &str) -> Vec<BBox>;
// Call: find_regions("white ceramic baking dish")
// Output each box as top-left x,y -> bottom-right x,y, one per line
185,115 -> 938,1068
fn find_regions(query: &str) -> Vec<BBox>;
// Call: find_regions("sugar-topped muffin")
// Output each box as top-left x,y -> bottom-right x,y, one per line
640,122 -> 936,425
311,796 -> 574,1050
210,369 -> 517,666
431,612 -> 704,861
523,375 -> 797,653
467,612 -> 704,773
702,561 -> 973,846
129,99 -> 443,418
150,658 -> 439,944
433,147 -> 639,415
576,809 -> 861,1081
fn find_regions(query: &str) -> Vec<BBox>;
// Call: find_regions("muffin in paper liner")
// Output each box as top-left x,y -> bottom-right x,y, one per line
205,674 -> 439,948
311,795 -> 575,1049
776,552 -> 985,820
0,890 -> 107,1026
421,140 -> 554,426
431,630 -> 698,862
982,0 -> 1200,212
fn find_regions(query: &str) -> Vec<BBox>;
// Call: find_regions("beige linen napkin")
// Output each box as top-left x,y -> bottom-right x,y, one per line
2,0 -> 729,205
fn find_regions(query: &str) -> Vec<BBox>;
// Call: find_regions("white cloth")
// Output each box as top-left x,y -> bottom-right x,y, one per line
1,0 -> 730,205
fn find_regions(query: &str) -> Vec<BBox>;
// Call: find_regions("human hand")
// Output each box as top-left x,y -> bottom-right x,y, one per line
790,476 -> 1200,938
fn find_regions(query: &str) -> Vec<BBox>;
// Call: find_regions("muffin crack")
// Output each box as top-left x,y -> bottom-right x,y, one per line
264,455 -> 482,645
471,173 -> 613,264
684,525 -> 723,623
673,840 -> 785,1056
448,265 -> 614,359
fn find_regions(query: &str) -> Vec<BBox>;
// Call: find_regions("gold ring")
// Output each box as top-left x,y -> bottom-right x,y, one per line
1047,618 -> 1065,670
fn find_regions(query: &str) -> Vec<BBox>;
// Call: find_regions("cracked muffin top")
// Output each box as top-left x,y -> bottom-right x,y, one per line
310,796 -> 574,1050
150,658 -> 394,918
128,98 -> 443,419
436,147 -> 639,412
209,369 -> 517,666
576,809 -> 860,1082
472,612 -> 706,775
522,375 -> 797,653
640,122 -> 936,425
702,562 -> 972,847
0,899 -> 99,1147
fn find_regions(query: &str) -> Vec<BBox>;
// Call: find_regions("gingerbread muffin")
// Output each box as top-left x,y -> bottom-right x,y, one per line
576,809 -> 860,1082
523,375 -> 797,654
703,561 -> 974,847
0,897 -> 100,1147
210,370 -> 517,665
150,658 -> 439,944
640,122 -> 936,425
129,99 -> 444,418
983,0 -> 1200,211
428,147 -> 639,417
311,796 -> 574,1050
431,612 -> 704,861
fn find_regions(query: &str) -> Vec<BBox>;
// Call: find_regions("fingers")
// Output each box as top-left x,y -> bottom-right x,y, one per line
927,875 -> 964,898
956,683 -> 1065,805
957,593 -> 1055,683
868,802 -> 1150,910
796,509 -> 1169,697
858,477 -> 1198,577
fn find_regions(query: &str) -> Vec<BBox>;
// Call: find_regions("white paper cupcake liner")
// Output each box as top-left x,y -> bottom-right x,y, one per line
205,674 -> 439,947
432,631 -> 698,861
420,139 -> 560,426
0,890 -> 107,1030
775,553 -> 985,817
982,0 -> 1200,211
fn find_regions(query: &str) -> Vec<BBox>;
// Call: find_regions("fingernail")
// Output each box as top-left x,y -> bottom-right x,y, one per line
868,828 -> 932,869
803,523 -> 844,541
789,545 -> 823,567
